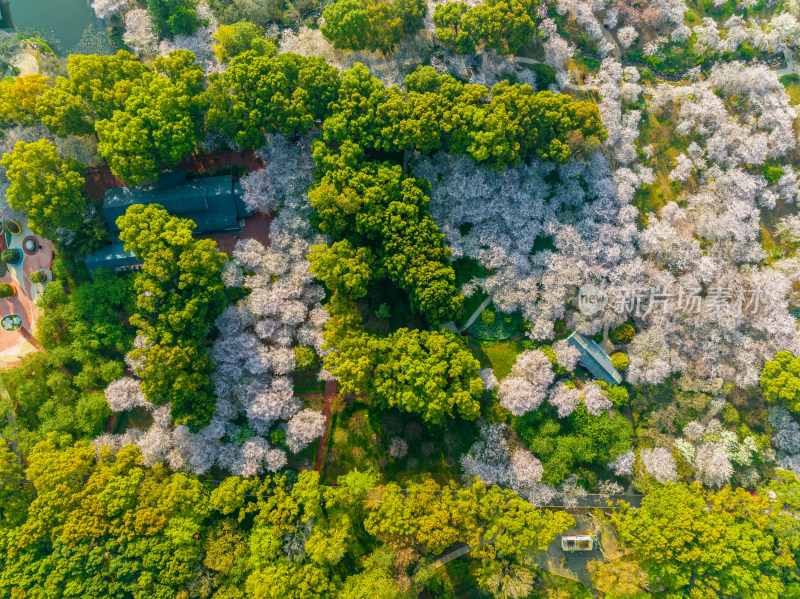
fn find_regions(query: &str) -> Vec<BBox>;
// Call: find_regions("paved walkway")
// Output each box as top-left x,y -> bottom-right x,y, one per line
531,513 -> 633,590
0,219 -> 53,369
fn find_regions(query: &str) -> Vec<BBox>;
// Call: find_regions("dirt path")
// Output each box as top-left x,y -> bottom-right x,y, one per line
314,380 -> 338,472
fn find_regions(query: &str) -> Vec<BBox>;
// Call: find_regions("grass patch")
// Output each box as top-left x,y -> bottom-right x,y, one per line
468,338 -> 526,379
784,82 -> 800,105
292,370 -> 324,394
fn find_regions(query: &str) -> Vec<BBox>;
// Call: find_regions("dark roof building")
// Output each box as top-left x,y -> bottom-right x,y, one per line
85,173 -> 249,276
566,331 -> 623,385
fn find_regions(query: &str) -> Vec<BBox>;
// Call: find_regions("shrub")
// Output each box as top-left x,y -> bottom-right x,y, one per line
485,402 -> 511,423
610,323 -> 635,344
29,271 -> 46,283
607,385 -> 629,407
1,248 -> 20,264
480,308 -> 496,325
293,345 -> 317,371
269,428 -> 286,447
0,283 -> 14,298
762,164 -> 784,185
611,352 -> 629,371
375,303 -> 391,319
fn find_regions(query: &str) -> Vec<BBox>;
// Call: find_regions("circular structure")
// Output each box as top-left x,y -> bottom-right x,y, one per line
1,315 -> 21,331
2,248 -> 22,266
4,221 -> 21,235
23,237 -> 37,254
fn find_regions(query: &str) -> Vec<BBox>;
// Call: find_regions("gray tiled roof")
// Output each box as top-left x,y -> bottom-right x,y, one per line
566,331 -> 623,385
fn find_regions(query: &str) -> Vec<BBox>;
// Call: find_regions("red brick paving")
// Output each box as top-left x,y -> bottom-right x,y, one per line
315,380 -> 338,472
84,150 -> 266,200
208,211 -> 274,255
0,233 -> 54,367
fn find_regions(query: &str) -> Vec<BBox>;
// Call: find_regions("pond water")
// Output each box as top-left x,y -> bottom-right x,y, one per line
9,0 -> 114,56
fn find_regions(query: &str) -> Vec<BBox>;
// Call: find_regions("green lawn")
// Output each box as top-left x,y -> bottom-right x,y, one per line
468,339 -> 527,379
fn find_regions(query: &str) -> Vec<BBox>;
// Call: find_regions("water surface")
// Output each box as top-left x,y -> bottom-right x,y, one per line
9,0 -> 112,55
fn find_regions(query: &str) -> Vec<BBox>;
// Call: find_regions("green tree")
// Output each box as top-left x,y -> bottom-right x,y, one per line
320,63 -> 387,148
309,160 -> 462,322
96,51 -> 206,185
339,568 -> 402,599
434,0 -> 539,55
761,350 -> 800,413
327,326 -> 483,423
0,441 -> 30,528
0,139 -> 88,241
147,0 -> 200,37
321,0 -> 425,52
308,240 -> 376,299
611,352 -> 629,370
0,73 -> 50,126
514,403 -> 633,485
206,51 -> 340,148
117,203 -> 227,430
610,323 -> 635,344
213,19 -> 277,63
613,483 -> 786,598
36,50 -> 152,137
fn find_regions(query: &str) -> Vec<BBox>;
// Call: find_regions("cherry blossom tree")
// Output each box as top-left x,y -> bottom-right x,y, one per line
123,10 -> 158,59
553,339 -> 580,371
388,437 -> 409,459
498,350 -> 555,415
640,447 -> 678,483
608,450 -> 635,476
694,442 -> 733,488
91,0 -> 127,20
104,377 -> 149,412
549,383 -> 582,418
584,382 -> 613,416
478,368 -> 499,391
286,409 -> 327,453
617,26 -> 638,48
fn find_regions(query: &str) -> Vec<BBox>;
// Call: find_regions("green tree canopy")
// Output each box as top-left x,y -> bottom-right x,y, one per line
322,64 -> 606,169
147,0 -> 200,37
117,203 -> 227,430
36,50 -> 152,137
206,50 -> 341,148
434,0 -> 540,55
761,350 -> 800,413
309,159 -> 462,322
0,139 -> 87,241
613,482 -> 787,598
96,50 -> 206,186
326,318 -> 483,422
308,240 -> 376,299
0,74 -> 50,127
321,0 -> 426,52
513,402 -> 634,485
212,19 -> 277,63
